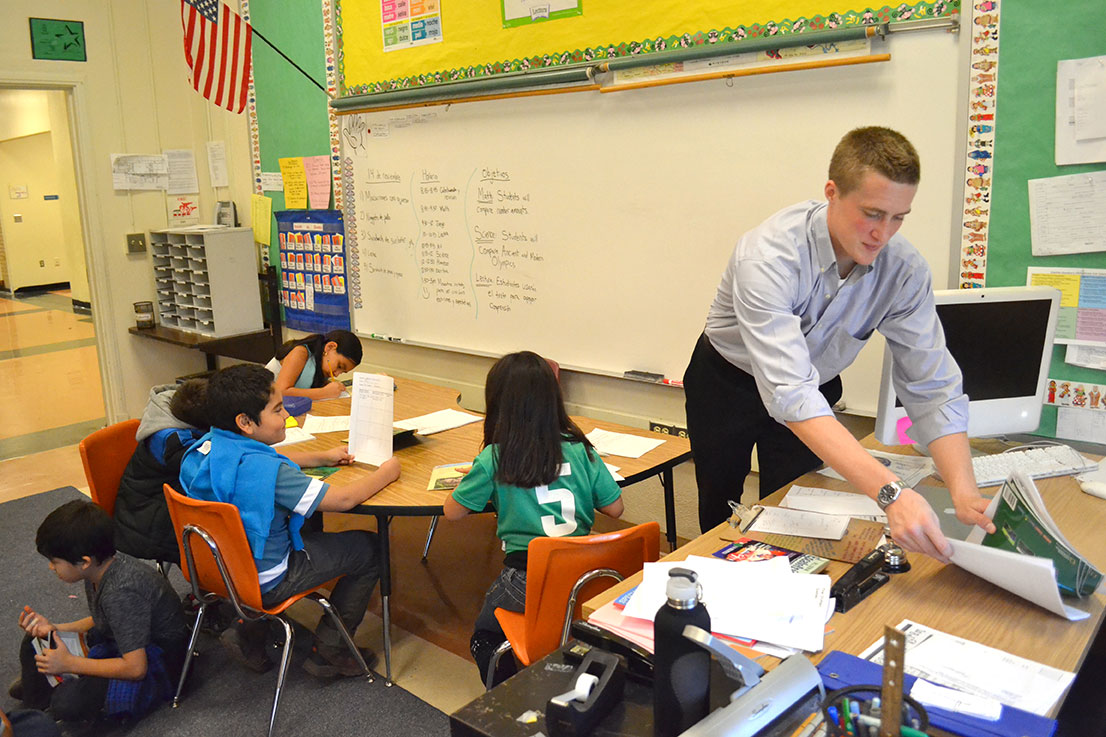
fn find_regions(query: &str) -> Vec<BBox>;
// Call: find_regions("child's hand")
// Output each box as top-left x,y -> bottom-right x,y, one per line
325,445 -> 354,466
19,606 -> 55,639
34,635 -> 73,676
319,381 -> 345,399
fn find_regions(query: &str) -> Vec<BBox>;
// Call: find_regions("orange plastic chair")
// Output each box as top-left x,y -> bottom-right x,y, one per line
1,708 -> 11,737
489,521 -> 660,687
78,419 -> 141,517
163,484 -> 371,737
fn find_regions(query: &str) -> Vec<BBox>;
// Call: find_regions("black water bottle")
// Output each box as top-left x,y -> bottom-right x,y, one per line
653,568 -> 711,737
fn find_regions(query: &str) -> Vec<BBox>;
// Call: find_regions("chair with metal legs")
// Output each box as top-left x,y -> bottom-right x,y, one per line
163,484 -> 372,737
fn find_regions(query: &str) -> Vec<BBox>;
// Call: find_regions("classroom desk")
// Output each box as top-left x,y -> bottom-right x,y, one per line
286,376 -> 692,684
582,436 -> 1106,718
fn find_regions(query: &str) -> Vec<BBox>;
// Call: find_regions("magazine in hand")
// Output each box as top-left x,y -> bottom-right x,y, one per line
972,471 -> 1102,597
31,631 -> 88,687
713,537 -> 830,575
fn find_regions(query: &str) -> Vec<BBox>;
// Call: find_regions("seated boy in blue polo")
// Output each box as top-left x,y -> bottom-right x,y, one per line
179,363 -> 401,677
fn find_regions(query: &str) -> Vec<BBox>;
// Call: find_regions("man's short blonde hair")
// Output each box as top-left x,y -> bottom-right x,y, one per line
828,126 -> 920,195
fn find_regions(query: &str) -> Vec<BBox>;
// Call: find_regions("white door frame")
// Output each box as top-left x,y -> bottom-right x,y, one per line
1,72 -> 124,423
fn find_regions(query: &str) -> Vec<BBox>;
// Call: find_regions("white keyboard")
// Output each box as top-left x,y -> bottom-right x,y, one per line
969,445 -> 1098,487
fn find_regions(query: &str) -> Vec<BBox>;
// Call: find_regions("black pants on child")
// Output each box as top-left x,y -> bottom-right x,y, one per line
471,566 -> 526,686
19,634 -> 109,723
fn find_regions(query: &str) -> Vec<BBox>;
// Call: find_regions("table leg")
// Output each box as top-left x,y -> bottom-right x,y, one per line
661,468 -> 677,552
205,353 -> 217,371
376,513 -> 394,686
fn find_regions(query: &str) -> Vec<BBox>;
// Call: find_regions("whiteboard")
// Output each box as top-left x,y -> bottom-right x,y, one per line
340,31 -> 963,393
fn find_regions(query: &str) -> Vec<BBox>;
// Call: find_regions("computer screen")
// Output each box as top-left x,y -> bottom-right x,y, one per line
873,286 -> 1060,446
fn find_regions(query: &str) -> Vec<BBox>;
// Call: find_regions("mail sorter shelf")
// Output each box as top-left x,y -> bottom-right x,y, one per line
148,227 -> 262,338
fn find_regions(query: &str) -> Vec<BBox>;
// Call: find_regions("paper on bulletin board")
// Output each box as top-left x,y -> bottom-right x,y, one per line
1056,56 -> 1106,165
259,172 -> 283,192
1028,170 -> 1106,255
1056,406 -> 1106,445
278,157 -> 308,208
1027,267 -> 1106,345
164,149 -> 199,195
251,194 -> 272,245
168,195 -> 200,226
303,155 -> 332,209
381,0 -> 443,53
1066,344 -> 1106,370
206,141 -> 229,187
111,154 -> 168,191
502,0 -> 582,28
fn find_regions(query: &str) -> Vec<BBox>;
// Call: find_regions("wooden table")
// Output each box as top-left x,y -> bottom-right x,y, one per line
582,437 -> 1106,718
288,376 -> 692,683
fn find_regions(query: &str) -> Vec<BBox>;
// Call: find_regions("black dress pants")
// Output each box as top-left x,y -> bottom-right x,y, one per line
684,333 -> 842,533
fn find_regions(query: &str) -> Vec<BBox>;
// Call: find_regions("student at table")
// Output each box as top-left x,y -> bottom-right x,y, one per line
683,126 -> 994,560
267,330 -> 362,401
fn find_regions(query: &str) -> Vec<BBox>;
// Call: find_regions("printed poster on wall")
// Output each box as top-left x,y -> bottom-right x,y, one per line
382,0 -> 443,52
1027,267 -> 1106,346
502,0 -> 581,28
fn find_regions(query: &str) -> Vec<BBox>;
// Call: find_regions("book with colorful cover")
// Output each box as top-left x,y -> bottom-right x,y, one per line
426,462 -> 472,491
31,631 -> 88,687
713,537 -> 830,575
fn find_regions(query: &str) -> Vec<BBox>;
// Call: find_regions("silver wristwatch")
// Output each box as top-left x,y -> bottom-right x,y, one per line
876,480 -> 907,510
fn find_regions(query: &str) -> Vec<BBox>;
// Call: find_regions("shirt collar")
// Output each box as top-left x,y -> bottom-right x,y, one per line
810,202 -> 875,282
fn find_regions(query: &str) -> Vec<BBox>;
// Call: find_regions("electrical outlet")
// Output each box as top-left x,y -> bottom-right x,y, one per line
126,232 -> 147,253
672,425 -> 689,439
39,259 -> 45,267
649,421 -> 673,435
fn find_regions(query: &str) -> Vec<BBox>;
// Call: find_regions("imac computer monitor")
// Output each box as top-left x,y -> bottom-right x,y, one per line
873,285 -> 1060,447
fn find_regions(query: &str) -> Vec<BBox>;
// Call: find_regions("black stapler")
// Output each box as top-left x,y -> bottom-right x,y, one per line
830,545 -> 891,613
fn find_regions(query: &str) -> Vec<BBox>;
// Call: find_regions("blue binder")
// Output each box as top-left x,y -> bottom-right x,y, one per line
817,651 -> 1056,737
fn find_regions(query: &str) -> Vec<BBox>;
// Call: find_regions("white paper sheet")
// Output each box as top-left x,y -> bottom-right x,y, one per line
272,426 -> 315,447
910,679 -> 1002,721
111,153 -> 168,191
604,463 -> 623,481
1056,406 -> 1106,445
206,140 -> 229,187
259,171 -> 283,191
622,556 -> 830,652
1028,170 -> 1106,256
947,539 -> 1089,621
164,149 -> 200,195
301,414 -> 352,434
584,428 -> 665,459
816,450 -> 935,489
861,620 -> 1075,717
393,408 -> 482,435
747,505 -> 850,540
1057,56 -> 1106,165
1065,344 -> 1106,369
781,485 -> 886,521
348,373 -> 394,465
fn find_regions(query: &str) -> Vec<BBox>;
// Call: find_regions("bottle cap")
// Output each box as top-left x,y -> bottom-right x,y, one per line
665,567 -> 700,609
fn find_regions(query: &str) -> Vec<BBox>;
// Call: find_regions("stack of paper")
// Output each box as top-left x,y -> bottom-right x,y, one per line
618,556 -> 833,653
860,620 -> 1075,717
585,428 -> 665,458
817,450 -> 935,488
780,485 -> 886,524
394,408 -> 482,435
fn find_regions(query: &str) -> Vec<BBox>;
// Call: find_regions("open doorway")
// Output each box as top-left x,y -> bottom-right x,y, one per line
0,86 -> 105,462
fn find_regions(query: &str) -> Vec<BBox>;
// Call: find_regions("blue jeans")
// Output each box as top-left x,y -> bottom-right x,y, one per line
471,566 -> 526,681
260,529 -> 379,646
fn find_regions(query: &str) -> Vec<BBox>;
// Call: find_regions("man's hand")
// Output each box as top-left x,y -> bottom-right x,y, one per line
19,606 -> 55,639
322,445 -> 354,466
35,635 -> 74,676
885,488 -> 952,562
951,492 -> 996,535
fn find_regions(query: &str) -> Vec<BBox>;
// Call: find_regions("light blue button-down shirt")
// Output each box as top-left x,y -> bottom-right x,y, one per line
704,200 -> 967,447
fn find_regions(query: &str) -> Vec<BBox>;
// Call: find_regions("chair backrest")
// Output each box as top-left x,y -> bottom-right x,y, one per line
523,521 -> 660,662
162,484 -> 264,611
78,419 -> 141,517
1,707 -> 12,737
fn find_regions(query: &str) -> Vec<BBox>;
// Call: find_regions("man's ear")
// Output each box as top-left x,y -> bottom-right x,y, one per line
235,412 -> 255,436
824,179 -> 839,202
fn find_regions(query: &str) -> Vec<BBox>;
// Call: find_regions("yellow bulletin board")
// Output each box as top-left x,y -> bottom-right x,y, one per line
336,1 -> 957,94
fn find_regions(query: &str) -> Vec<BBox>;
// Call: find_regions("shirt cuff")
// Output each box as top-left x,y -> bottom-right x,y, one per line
906,394 -> 970,446
768,383 -> 836,424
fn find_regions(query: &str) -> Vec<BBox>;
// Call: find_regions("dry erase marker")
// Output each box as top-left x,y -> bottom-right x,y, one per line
662,379 -> 684,387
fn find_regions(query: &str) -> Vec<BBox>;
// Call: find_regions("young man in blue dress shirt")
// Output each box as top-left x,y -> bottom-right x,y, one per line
684,126 -> 995,560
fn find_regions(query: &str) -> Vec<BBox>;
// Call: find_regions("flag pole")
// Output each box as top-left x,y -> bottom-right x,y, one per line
252,27 -> 331,98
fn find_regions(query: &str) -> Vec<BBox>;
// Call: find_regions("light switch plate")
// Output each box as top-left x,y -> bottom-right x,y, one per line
126,232 -> 147,253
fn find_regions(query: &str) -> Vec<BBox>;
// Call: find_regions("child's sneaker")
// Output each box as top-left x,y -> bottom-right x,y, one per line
8,676 -> 22,700
220,623 -> 272,673
302,642 -> 377,678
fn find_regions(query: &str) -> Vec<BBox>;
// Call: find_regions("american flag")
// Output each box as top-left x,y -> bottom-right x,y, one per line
180,0 -> 252,114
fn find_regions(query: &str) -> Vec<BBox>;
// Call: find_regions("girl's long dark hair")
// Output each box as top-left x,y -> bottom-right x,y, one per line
483,351 -> 591,487
275,330 -> 363,388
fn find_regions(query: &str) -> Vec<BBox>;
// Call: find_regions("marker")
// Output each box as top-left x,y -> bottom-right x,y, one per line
369,333 -> 388,340
661,378 -> 684,387
387,336 -> 403,343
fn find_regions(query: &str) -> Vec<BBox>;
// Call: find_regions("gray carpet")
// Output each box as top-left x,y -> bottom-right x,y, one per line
1,488 -> 451,736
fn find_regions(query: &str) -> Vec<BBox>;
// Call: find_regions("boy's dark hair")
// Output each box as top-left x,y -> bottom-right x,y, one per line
828,126 -> 920,194
36,500 -> 115,565
483,351 -> 590,488
275,330 -> 363,388
170,378 -> 209,429
206,364 -> 275,433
